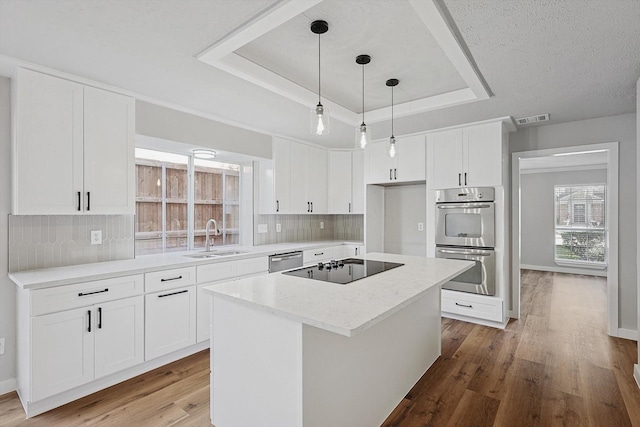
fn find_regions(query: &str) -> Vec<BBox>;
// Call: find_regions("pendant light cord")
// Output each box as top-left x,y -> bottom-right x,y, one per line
318,33 -> 321,104
391,85 -> 394,137
362,63 -> 365,122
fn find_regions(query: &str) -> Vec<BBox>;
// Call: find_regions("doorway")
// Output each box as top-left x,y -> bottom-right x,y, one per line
511,142 -> 620,337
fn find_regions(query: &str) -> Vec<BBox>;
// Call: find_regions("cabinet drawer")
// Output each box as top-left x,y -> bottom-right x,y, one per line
31,274 -> 143,316
441,290 -> 503,322
145,267 -> 196,293
237,257 -> 268,277
303,247 -> 335,265
197,261 -> 237,284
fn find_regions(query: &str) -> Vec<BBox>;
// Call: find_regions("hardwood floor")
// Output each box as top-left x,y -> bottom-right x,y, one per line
1,270 -> 638,426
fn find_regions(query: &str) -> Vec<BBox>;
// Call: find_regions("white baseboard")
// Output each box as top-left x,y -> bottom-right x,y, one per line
0,378 -> 16,396
616,328 -> 638,341
634,365 -> 640,390
520,264 -> 607,277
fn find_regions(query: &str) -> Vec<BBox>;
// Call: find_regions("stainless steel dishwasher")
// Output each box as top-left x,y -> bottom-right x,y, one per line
269,251 -> 303,273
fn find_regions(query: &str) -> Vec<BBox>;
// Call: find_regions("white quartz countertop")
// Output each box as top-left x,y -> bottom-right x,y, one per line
9,241 -> 362,290
204,252 -> 473,337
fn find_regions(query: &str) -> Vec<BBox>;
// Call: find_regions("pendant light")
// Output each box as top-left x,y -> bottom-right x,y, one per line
386,78 -> 399,158
355,54 -> 371,149
310,20 -> 329,135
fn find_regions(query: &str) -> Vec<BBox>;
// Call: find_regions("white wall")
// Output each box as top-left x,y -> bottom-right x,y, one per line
0,76 -> 16,393
521,169 -> 607,275
383,184 -> 426,256
510,113 -> 637,331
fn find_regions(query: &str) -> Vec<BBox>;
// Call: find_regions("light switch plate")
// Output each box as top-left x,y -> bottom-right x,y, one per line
320,222 -> 324,229
257,224 -> 268,234
276,223 -> 282,233
91,230 -> 102,245
418,223 -> 424,231
0,337 -> 5,355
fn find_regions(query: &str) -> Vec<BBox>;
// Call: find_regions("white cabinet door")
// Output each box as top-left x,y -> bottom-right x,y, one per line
328,151 -> 352,214
145,286 -> 196,360
396,135 -> 426,182
429,128 -> 463,189
13,68 -> 84,214
289,142 -> 309,214
83,86 -> 135,214
463,122 -> 503,187
368,140 -> 394,184
31,307 -> 93,401
94,296 -> 144,379
197,284 -> 211,343
307,146 -> 328,214
273,138 -> 291,214
351,150 -> 365,214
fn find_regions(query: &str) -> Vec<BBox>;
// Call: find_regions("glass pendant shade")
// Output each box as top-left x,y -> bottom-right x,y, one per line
310,102 -> 330,135
388,135 -> 397,159
356,122 -> 371,149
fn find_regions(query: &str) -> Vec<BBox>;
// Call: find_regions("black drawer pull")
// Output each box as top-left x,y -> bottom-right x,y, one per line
314,252 -> 324,256
160,275 -> 183,282
78,288 -> 109,297
455,302 -> 473,308
158,289 -> 188,298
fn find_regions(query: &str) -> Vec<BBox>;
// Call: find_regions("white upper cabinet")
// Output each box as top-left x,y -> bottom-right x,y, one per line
367,135 -> 426,184
351,149 -> 365,214
258,137 -> 292,214
428,121 -> 505,189
290,142 -> 327,214
13,68 -> 135,214
328,151 -> 352,214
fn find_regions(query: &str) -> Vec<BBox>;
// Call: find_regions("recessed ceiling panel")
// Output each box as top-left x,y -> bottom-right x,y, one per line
235,0 -> 468,113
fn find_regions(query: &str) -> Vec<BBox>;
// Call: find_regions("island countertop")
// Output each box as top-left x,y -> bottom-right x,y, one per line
204,252 -> 473,337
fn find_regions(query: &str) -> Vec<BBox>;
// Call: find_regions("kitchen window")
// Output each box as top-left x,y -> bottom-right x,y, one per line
135,148 -> 240,255
554,184 -> 606,267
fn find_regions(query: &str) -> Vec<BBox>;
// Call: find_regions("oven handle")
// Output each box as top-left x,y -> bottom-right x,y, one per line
438,249 -> 493,256
437,204 -> 492,209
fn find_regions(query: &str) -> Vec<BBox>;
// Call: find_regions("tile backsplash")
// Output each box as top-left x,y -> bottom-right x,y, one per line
254,214 -> 363,246
8,215 -> 135,273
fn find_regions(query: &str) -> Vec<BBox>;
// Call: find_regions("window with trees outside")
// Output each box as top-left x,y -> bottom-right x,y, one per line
554,184 -> 606,266
135,148 -> 240,255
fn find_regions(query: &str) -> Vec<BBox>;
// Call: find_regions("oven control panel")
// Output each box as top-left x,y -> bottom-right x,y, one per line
435,187 -> 495,203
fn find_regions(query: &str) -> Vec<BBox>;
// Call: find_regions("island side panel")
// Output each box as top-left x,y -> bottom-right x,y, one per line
301,285 -> 441,427
211,296 -> 303,427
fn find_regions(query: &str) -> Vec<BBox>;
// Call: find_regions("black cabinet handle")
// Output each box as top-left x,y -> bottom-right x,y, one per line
87,192 -> 90,211
98,307 -> 102,329
348,202 -> 351,213
87,310 -> 92,333
394,168 -> 397,180
307,202 -> 310,213
455,302 -> 473,308
458,173 -> 461,186
389,169 -> 392,180
78,288 -> 109,297
160,275 -> 183,282
158,289 -> 189,298
276,200 -> 279,212
77,191 -> 81,211
310,202 -> 313,212
464,173 -> 467,186
314,252 -> 324,256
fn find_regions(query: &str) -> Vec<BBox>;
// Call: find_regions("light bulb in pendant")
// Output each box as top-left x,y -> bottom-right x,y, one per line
359,123 -> 368,149
315,103 -> 325,135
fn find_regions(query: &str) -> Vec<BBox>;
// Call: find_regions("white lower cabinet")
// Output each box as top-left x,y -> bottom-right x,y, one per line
30,293 -> 144,402
145,286 -> 196,360
441,290 -> 503,323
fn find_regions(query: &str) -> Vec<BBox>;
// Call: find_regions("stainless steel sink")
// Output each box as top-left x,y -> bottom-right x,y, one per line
184,250 -> 249,259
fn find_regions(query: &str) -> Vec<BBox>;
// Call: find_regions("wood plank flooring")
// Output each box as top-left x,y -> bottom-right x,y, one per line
1,270 -> 638,426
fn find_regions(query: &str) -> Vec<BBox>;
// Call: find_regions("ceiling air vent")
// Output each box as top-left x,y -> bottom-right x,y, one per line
515,113 -> 550,125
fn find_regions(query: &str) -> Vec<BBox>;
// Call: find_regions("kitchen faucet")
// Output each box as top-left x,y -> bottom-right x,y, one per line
205,219 -> 220,252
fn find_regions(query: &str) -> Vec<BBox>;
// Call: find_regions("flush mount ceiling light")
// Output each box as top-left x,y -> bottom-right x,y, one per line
192,149 -> 217,160
310,20 -> 329,136
386,78 -> 399,159
355,54 -> 371,149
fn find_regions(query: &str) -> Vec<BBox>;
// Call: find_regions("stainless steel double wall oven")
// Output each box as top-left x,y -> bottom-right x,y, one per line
435,187 -> 496,295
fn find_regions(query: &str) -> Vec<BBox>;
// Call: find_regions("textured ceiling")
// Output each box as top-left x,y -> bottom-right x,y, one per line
1,0 -> 639,149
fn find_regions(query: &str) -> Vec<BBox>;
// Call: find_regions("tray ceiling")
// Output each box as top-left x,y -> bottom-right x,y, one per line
197,0 -> 491,125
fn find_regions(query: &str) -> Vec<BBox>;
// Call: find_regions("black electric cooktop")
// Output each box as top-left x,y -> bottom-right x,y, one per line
282,258 -> 404,284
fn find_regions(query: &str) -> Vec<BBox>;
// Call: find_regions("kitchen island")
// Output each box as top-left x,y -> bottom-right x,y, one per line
203,253 -> 473,427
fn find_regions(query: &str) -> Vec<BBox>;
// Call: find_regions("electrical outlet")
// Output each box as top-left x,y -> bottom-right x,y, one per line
0,338 -> 5,355
320,222 -> 324,229
91,230 -> 102,245
418,222 -> 424,231
257,224 -> 268,234
276,223 -> 282,233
